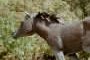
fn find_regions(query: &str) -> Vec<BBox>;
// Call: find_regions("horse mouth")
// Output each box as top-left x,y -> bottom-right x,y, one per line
12,32 -> 18,39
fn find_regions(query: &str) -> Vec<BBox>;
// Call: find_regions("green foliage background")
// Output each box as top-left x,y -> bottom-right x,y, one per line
0,0 -> 90,60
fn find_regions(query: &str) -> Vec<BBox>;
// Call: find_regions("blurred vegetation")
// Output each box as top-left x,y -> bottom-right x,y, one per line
0,0 -> 90,60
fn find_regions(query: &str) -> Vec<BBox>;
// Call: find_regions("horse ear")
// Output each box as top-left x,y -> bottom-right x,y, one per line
24,12 -> 31,18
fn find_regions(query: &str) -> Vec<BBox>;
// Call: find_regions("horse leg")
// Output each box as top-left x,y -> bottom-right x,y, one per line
53,50 -> 65,60
68,53 -> 79,60
48,35 -> 65,60
53,36 -> 65,60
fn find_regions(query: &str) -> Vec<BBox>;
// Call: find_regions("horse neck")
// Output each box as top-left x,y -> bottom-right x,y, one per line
35,22 -> 50,40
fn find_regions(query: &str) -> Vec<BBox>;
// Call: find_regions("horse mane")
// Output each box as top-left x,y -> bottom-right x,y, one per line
49,14 -> 59,23
35,12 -> 49,18
35,12 -> 60,23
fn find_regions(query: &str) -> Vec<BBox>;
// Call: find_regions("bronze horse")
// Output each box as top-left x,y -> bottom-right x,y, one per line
12,12 -> 90,60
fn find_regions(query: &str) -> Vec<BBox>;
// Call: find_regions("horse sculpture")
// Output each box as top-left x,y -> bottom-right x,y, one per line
12,12 -> 90,60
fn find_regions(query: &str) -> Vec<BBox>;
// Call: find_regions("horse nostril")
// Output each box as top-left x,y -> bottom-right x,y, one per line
12,32 -> 18,39
13,36 -> 18,39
